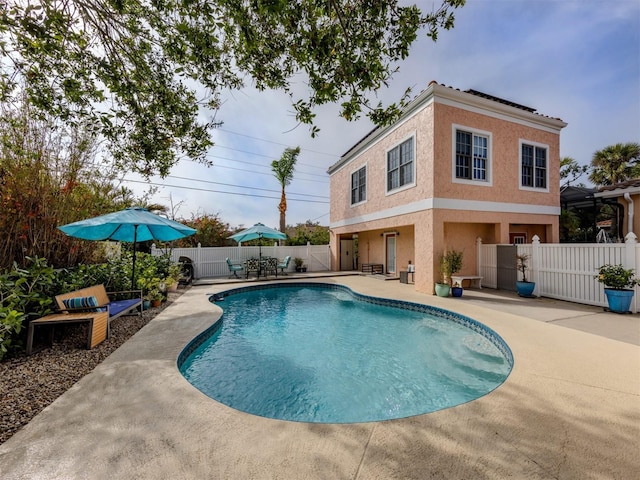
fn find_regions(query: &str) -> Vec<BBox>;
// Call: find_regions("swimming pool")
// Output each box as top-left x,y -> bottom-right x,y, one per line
179,283 -> 513,423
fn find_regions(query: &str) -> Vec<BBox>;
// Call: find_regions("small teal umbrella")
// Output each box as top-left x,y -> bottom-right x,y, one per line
229,223 -> 286,258
59,207 -> 196,289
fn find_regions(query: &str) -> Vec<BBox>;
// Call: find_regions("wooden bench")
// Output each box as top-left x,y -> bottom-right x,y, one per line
361,263 -> 383,274
26,284 -> 142,355
451,275 -> 483,289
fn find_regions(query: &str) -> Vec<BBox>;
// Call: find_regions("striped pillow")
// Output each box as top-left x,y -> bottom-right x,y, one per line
62,295 -> 99,310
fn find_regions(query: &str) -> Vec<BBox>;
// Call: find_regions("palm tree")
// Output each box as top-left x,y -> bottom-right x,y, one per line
589,142 -> 640,186
271,146 -> 301,233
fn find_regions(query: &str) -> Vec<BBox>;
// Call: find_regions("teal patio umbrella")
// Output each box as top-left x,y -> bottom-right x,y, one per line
58,206 -> 196,289
229,223 -> 286,258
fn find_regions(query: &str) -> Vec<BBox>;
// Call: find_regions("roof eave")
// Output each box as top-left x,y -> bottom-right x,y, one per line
328,82 -> 568,176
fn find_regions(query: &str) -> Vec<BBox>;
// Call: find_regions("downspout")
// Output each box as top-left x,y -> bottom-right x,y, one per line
624,193 -> 634,234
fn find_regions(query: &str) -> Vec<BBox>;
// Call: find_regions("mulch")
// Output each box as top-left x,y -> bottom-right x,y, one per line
0,288 -> 187,445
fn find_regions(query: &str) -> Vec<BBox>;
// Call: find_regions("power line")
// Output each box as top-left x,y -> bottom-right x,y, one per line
197,161 -> 329,183
216,128 -> 339,160
121,178 -> 330,203
165,174 -> 328,199
203,153 -> 329,179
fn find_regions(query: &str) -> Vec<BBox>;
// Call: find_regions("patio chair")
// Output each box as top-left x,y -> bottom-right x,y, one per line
264,257 -> 278,277
277,256 -> 291,275
225,258 -> 244,278
245,258 -> 260,278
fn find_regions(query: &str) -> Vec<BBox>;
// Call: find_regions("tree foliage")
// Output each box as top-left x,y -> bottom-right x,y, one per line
271,146 -> 300,233
173,213 -> 234,247
286,220 -> 329,246
0,0 -> 465,177
560,156 -> 588,188
0,99 -> 137,269
589,142 -> 640,186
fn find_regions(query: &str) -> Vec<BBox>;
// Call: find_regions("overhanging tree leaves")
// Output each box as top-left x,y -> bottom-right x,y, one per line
0,0 -> 465,177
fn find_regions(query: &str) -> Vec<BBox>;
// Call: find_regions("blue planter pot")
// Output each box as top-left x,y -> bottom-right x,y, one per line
451,286 -> 464,297
604,288 -> 634,313
516,281 -> 536,297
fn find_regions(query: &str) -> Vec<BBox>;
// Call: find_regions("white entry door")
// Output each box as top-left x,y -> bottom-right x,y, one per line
385,234 -> 396,274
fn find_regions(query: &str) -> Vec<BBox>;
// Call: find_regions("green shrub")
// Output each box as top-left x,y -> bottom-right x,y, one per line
0,252 -> 180,360
0,256 -> 57,360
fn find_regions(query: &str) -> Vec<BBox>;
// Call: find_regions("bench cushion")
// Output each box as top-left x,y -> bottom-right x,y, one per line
108,298 -> 141,318
62,296 -> 100,310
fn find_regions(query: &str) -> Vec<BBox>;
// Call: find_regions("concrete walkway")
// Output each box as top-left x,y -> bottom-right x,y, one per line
1,276 -> 638,479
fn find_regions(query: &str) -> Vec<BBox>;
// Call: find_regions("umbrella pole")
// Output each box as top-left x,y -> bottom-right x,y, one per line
131,225 -> 138,291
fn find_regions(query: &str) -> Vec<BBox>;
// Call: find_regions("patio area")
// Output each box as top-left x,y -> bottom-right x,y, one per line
1,275 -> 638,479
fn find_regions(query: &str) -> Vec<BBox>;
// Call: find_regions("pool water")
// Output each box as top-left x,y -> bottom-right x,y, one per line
179,284 -> 512,423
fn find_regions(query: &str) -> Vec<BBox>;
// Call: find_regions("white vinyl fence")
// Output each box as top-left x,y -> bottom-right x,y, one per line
478,233 -> 640,312
151,243 -> 331,279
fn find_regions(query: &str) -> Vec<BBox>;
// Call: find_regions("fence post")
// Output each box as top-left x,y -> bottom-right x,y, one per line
624,232 -> 638,313
306,241 -> 311,271
476,237 -> 483,275
532,235 -> 541,297
195,243 -> 202,279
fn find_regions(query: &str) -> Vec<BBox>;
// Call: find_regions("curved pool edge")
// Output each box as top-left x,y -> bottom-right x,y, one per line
176,282 -> 514,416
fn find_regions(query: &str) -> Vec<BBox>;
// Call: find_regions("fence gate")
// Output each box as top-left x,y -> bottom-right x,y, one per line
497,245 -> 517,291
340,239 -> 355,270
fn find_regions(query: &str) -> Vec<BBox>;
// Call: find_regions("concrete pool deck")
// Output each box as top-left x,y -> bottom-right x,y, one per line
1,276 -> 638,479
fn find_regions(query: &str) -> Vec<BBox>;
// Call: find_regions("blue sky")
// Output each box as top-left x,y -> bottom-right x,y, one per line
125,0 -> 640,230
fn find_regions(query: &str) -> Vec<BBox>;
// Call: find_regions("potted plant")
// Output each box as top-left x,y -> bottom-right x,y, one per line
294,257 -> 305,272
516,253 -> 536,297
435,250 -> 463,297
451,281 -> 464,298
596,264 -> 638,313
148,288 -> 164,307
137,266 -> 163,306
165,263 -> 182,292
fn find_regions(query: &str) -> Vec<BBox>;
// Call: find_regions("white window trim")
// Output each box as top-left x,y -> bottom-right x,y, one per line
350,163 -> 367,207
451,124 -> 493,187
519,139 -> 550,193
385,132 -> 416,196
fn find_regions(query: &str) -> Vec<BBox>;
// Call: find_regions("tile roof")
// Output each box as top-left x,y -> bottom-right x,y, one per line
598,179 -> 640,192
464,89 -> 536,113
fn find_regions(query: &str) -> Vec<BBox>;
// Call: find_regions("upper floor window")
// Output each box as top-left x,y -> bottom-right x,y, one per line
456,130 -> 487,181
453,126 -> 491,185
387,136 -> 414,192
351,165 -> 366,205
520,141 -> 548,190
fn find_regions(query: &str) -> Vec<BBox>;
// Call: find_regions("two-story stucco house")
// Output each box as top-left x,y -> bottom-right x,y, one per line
327,81 -> 567,294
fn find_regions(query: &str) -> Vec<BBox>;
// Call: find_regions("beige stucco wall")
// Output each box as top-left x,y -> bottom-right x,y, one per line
328,104 -> 435,224
432,103 -> 561,207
